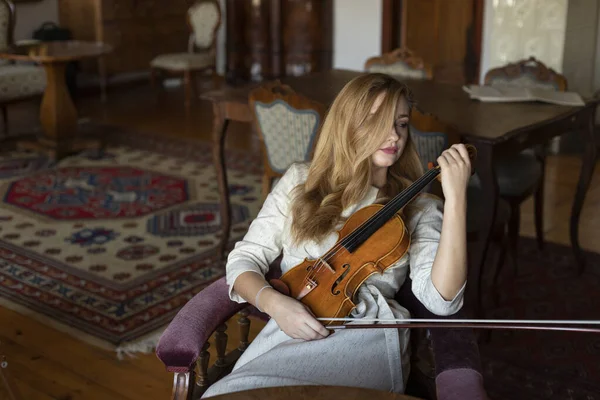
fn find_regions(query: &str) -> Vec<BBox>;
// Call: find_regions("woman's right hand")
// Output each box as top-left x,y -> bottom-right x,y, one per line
260,289 -> 330,340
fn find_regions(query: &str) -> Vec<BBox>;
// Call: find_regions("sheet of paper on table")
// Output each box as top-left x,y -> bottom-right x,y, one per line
462,85 -> 586,106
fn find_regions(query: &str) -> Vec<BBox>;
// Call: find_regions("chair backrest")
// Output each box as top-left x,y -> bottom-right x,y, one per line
364,47 -> 433,80
409,107 -> 462,198
0,0 -> 14,50
249,81 -> 326,193
409,107 -> 461,171
484,56 -> 567,91
187,0 -> 221,52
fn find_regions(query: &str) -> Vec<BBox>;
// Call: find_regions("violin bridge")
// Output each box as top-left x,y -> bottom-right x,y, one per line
316,258 -> 335,274
297,278 -> 317,300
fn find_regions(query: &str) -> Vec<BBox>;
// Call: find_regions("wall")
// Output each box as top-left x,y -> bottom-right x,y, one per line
13,0 -> 59,41
333,0 -> 382,71
562,0 -> 599,96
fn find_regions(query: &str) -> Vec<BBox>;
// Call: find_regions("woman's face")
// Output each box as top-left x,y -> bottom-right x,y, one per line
370,92 -> 410,169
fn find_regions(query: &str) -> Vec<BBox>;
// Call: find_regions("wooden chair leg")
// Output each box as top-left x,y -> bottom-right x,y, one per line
1,105 -> 8,136
491,225 -> 509,307
212,69 -> 219,88
507,203 -> 520,275
98,57 -> 108,103
196,342 -> 211,393
184,69 -> 193,114
150,67 -> 158,89
237,308 -> 250,352
534,170 -> 546,252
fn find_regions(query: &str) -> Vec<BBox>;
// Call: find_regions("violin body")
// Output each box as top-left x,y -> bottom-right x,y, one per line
271,203 -> 410,326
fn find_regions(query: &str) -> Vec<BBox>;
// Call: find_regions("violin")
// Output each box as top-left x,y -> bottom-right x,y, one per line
269,145 -> 477,326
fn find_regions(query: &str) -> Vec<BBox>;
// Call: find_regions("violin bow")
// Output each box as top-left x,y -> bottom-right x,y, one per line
317,318 -> 600,333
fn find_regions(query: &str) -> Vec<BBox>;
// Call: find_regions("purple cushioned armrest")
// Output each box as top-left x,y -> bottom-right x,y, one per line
156,260 -> 282,373
155,277 -> 247,372
395,278 -> 488,399
436,369 -> 488,400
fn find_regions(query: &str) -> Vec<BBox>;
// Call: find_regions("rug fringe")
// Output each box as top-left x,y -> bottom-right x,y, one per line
115,327 -> 166,360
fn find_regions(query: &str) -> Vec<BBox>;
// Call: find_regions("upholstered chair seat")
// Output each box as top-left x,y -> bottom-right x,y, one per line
150,52 -> 214,71
0,64 -> 46,102
0,0 -> 46,134
470,151 -> 543,197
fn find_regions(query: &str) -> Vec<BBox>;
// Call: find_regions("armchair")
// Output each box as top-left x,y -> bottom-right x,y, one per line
156,262 -> 489,400
0,0 -> 46,135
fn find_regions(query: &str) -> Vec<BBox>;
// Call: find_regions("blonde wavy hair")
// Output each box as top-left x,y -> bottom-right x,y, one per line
289,73 -> 424,245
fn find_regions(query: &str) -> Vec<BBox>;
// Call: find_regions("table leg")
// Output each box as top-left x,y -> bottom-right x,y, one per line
212,103 -> 231,261
470,144 -> 498,318
571,107 -> 598,273
18,61 -> 99,160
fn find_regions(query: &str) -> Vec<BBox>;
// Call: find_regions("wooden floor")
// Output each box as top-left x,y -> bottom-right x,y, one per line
1,81 -> 599,400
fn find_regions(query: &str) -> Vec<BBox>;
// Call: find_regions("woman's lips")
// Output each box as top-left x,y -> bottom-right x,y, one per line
380,147 -> 398,154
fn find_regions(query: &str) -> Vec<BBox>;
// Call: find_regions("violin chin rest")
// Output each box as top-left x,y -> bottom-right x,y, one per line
269,278 -> 290,296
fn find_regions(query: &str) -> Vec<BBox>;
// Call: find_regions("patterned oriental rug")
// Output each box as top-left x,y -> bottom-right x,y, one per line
480,238 -> 600,399
0,124 -> 263,355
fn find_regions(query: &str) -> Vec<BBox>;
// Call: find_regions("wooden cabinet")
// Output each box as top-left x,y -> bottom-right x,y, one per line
225,0 -> 333,83
58,0 -> 196,76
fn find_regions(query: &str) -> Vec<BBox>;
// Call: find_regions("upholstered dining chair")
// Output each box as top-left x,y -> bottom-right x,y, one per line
364,47 -> 433,80
149,0 -> 221,112
0,0 -> 46,135
478,56 -> 567,274
409,107 -> 512,310
155,259 -> 489,400
248,80 -> 326,199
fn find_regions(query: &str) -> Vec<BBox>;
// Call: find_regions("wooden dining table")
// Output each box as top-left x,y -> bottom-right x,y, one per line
202,69 -> 598,316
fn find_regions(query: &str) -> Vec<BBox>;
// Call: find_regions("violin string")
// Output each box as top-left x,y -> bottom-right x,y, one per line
302,168 -> 438,285
301,168 -> 440,286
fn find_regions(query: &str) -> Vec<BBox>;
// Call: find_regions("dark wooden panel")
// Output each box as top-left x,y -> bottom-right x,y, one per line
225,0 -> 333,84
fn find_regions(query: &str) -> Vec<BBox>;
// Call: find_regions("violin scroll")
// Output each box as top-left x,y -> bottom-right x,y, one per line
428,143 -> 477,180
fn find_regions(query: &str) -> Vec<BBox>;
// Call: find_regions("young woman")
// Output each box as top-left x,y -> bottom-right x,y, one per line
202,73 -> 470,397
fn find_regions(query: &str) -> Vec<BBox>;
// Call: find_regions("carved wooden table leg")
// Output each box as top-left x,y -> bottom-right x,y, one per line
571,105 -> 599,273
17,61 -> 100,160
469,144 -> 498,319
212,102 -> 231,261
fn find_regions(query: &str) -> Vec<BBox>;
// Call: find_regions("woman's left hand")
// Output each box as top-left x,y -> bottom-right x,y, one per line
437,144 -> 471,204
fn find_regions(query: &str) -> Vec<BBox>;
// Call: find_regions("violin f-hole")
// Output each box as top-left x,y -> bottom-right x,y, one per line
331,264 -> 350,296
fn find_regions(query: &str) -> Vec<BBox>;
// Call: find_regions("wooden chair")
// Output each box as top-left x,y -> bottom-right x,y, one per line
364,47 -> 433,80
248,80 -> 326,199
149,0 -> 221,113
409,107 -> 512,311
478,56 -> 567,275
155,268 -> 489,400
0,0 -> 46,135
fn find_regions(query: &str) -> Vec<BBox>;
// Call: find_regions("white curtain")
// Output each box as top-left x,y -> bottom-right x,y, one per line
482,0 -> 568,79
